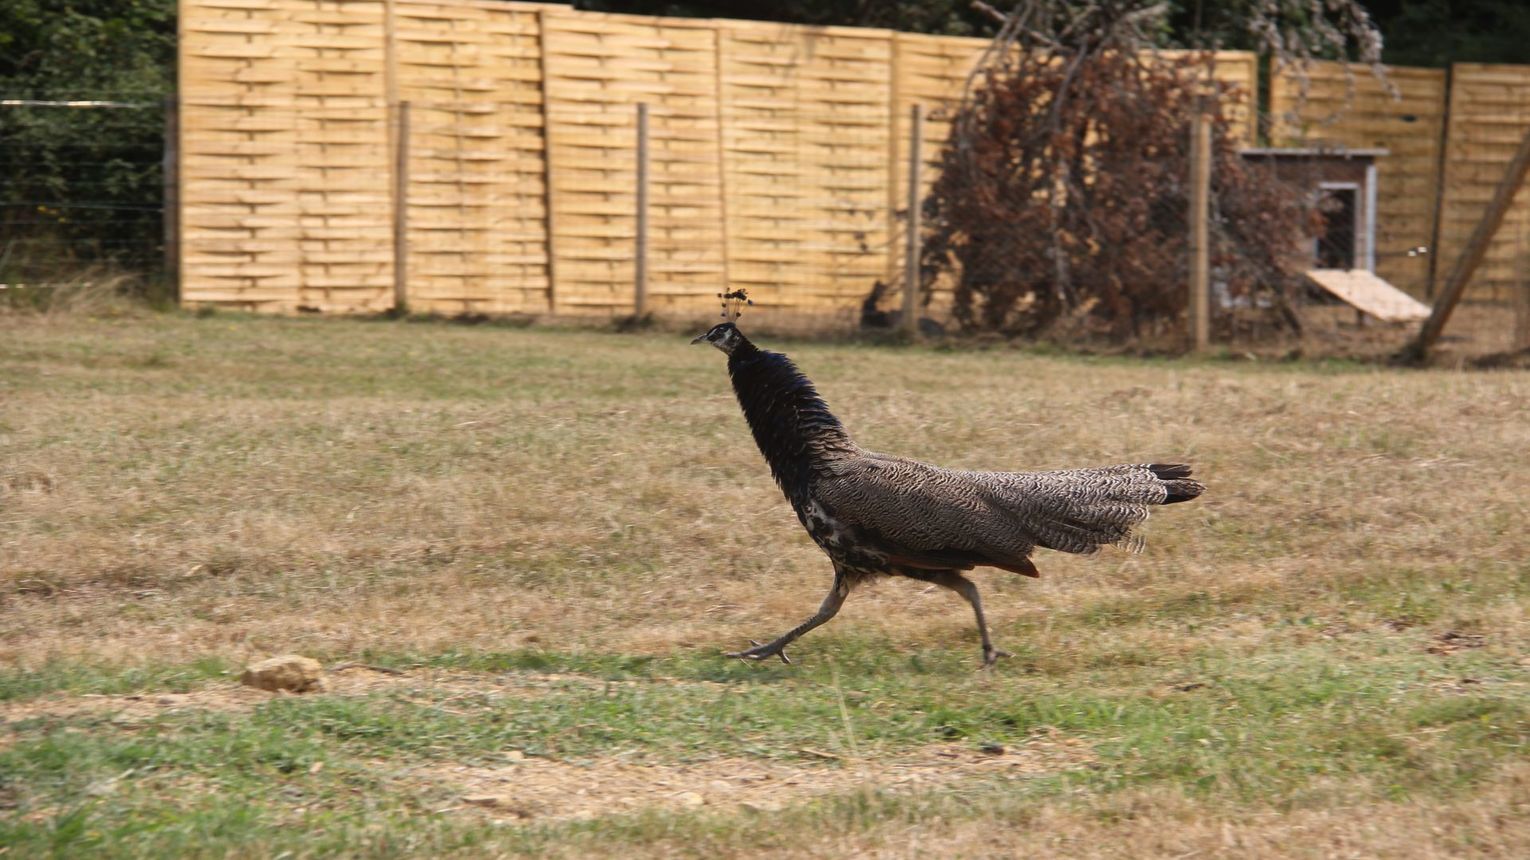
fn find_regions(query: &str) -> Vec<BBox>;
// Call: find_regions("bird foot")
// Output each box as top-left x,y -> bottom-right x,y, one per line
982,647 -> 1012,669
726,639 -> 792,665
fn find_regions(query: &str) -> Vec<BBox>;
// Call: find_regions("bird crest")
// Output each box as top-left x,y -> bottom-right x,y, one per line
718,288 -> 752,322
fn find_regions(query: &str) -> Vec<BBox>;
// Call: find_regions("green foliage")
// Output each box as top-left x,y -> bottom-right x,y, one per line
0,0 -> 175,93
0,0 -> 175,287
1371,0 -> 1530,67
0,657 -> 232,703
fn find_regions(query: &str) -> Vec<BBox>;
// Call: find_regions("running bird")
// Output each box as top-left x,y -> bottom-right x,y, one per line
693,291 -> 1204,667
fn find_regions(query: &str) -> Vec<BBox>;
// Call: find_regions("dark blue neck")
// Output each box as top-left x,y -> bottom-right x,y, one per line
726,337 -> 854,502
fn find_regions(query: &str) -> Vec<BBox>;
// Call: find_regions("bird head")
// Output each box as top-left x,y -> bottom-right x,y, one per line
690,321 -> 743,354
691,289 -> 752,354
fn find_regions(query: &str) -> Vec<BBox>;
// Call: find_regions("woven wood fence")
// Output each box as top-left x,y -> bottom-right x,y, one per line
178,0 -> 1527,331
1272,60 -> 1530,307
178,0 -> 1258,318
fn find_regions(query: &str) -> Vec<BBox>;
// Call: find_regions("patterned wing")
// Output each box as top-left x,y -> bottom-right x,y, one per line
816,456 -> 1203,567
814,454 -> 1045,572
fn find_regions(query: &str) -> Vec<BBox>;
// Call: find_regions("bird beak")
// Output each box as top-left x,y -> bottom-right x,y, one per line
690,333 -> 708,345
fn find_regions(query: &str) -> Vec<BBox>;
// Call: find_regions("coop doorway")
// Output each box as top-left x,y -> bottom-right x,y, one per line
1316,182 -> 1362,270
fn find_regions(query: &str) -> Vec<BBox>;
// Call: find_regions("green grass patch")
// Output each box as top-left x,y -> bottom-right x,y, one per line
4,641 -> 1526,856
0,657 -> 233,703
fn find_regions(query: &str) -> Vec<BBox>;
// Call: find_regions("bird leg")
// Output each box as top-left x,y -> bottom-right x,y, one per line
911,570 -> 1011,668
727,571 -> 851,664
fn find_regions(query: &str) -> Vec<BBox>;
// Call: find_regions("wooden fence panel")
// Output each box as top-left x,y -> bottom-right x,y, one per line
718,23 -> 893,315
1437,63 -> 1530,304
180,1 -> 1526,323
889,32 -> 986,310
540,10 -> 724,316
790,28 -> 894,311
716,21 -> 815,311
1200,51 -> 1259,145
181,0 -> 392,312
393,1 -> 548,315
1270,61 -> 1448,298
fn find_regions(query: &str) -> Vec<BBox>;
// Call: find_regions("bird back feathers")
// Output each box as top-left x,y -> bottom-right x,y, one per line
716,327 -> 1205,576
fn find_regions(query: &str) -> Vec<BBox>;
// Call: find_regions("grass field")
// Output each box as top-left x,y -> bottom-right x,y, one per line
2,310 -> 1527,857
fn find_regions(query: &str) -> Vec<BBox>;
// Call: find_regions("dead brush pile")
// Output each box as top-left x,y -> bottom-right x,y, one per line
920,6 -> 1318,344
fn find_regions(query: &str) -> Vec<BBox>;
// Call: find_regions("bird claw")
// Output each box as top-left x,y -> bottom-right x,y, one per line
982,647 -> 1012,669
726,639 -> 792,664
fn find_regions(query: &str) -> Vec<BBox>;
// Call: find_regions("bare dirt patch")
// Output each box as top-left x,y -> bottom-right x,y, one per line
422,734 -> 1097,824
0,666 -> 567,725
1,686 -> 270,725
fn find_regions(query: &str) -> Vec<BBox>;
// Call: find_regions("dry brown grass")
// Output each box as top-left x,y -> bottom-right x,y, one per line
3,314 -> 1525,670
0,268 -> 146,318
2,314 -> 1527,857
798,764 -> 1530,859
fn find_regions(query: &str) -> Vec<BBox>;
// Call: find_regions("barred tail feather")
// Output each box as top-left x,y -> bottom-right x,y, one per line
1161,479 -> 1205,504
969,462 -> 1204,557
1149,463 -> 1205,504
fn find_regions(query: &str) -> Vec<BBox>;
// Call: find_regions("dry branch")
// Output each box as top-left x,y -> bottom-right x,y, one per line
925,3 -> 1318,342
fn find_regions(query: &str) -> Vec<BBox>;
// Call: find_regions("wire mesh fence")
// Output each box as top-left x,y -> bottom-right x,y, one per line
0,99 -> 170,302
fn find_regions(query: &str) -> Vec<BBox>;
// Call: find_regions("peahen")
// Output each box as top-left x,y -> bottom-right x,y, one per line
693,292 -> 1204,667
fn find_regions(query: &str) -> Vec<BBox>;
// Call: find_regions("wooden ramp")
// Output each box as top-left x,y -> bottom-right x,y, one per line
1304,269 -> 1432,322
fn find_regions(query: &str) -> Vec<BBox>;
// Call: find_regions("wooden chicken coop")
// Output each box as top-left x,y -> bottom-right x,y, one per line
1239,146 -> 1430,323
